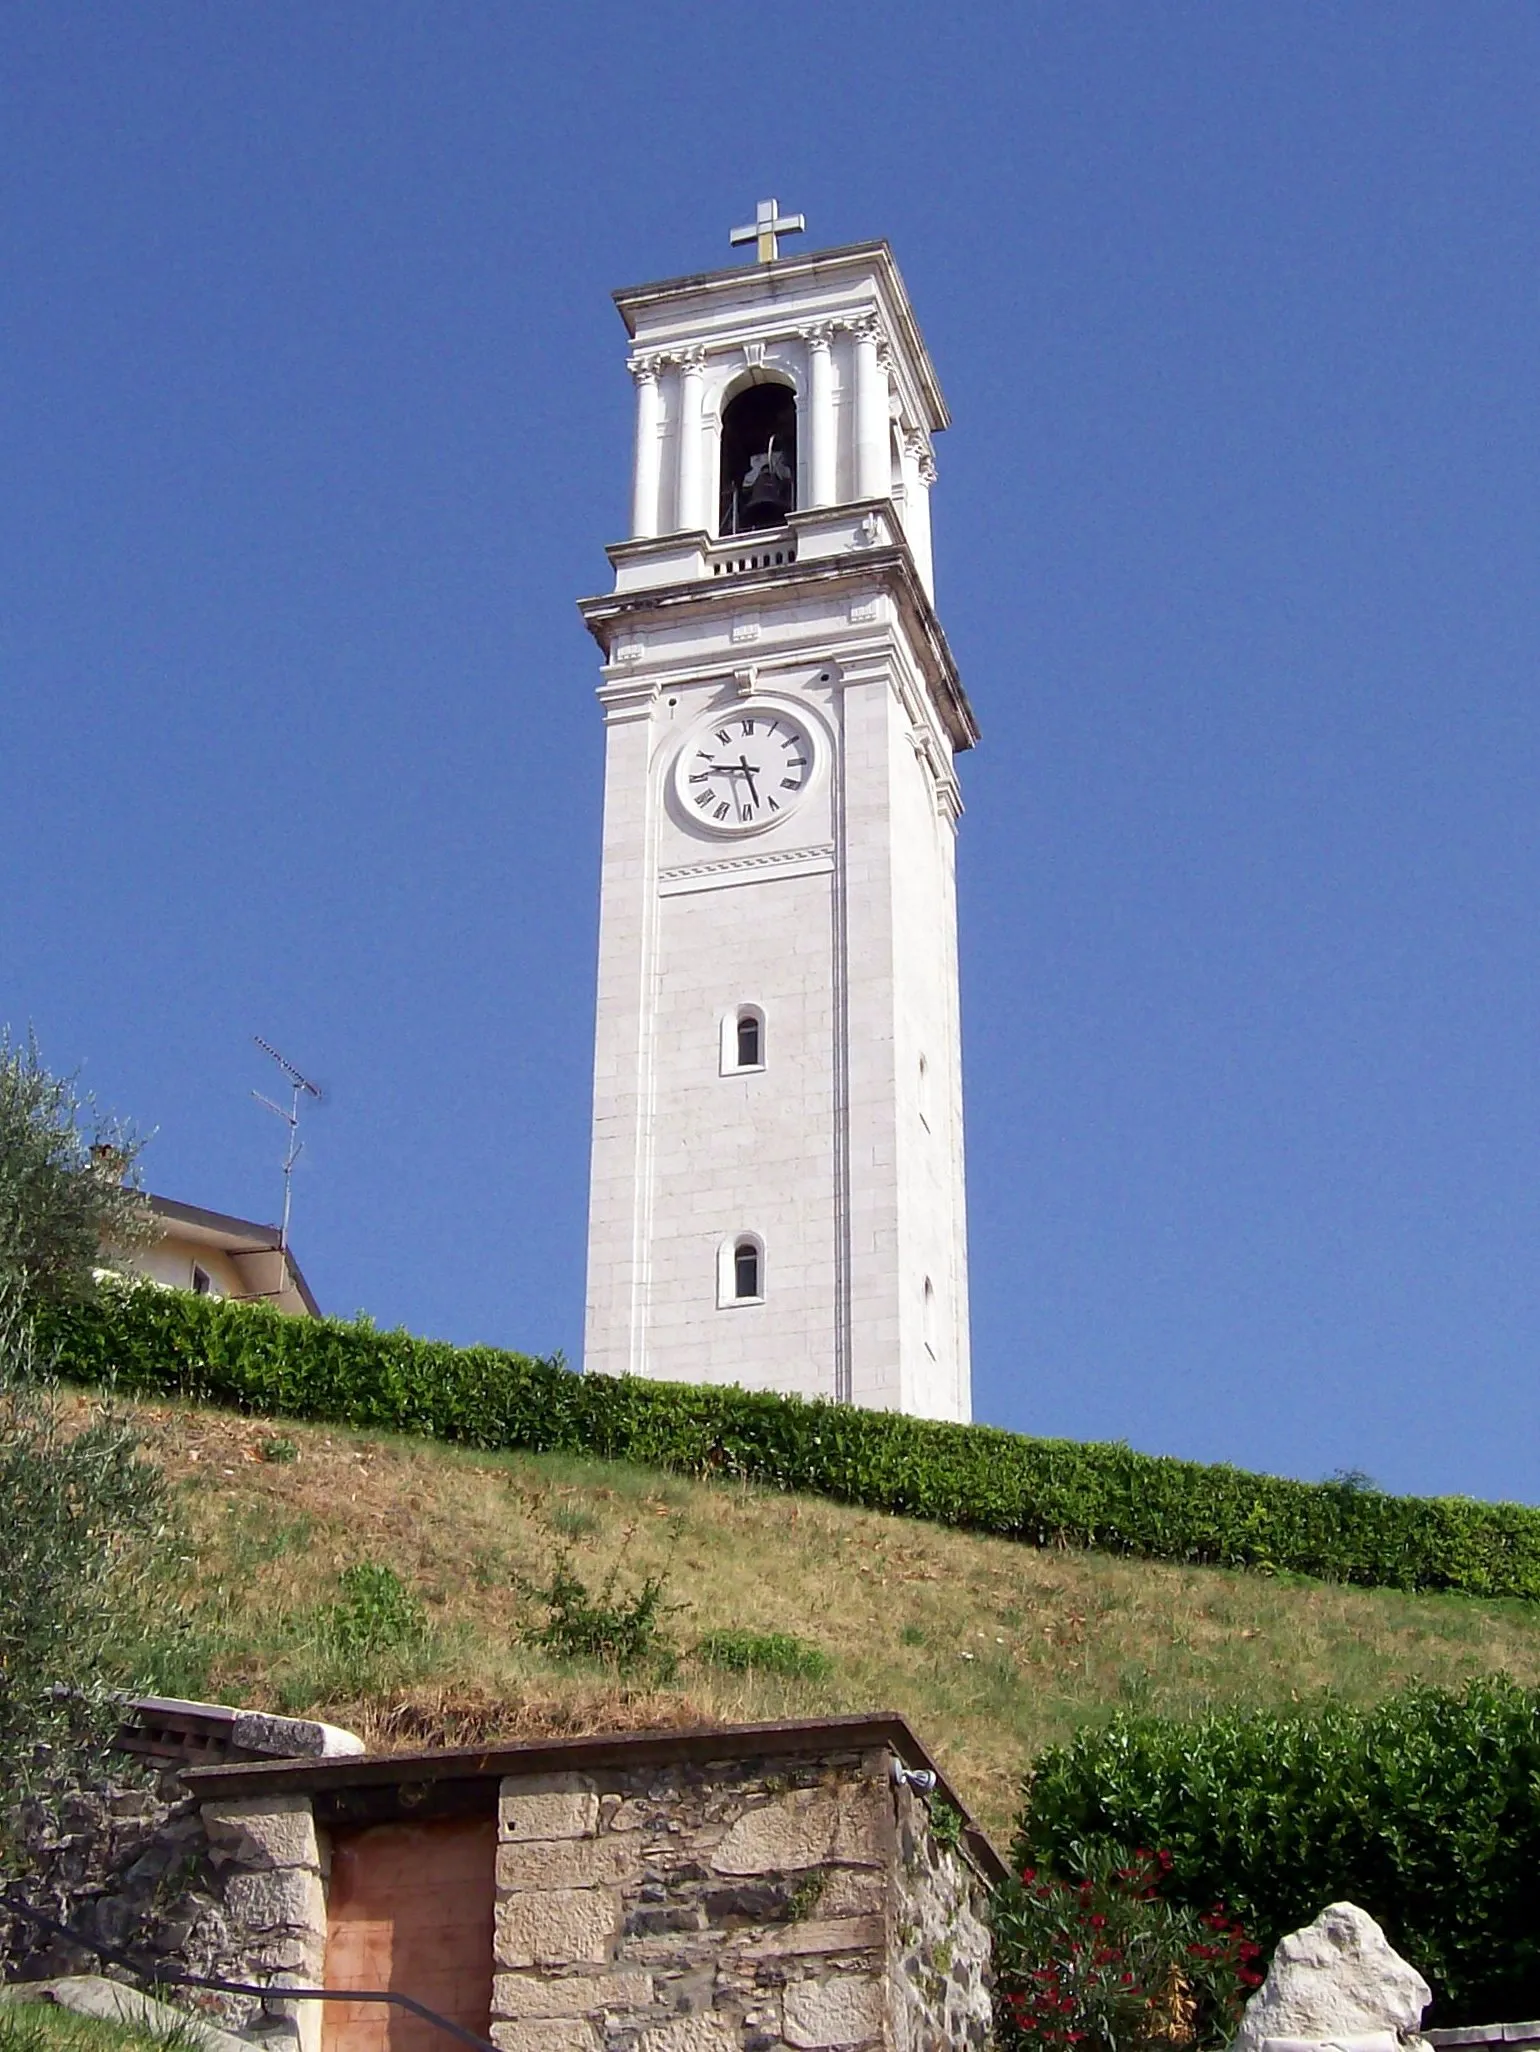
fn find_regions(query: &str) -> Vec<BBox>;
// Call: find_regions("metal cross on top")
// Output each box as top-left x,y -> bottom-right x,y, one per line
730,198 -> 806,264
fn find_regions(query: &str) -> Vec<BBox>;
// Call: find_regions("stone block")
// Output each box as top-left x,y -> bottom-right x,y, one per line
817,1869 -> 885,1918
712,1786 -> 886,1875
639,2017 -> 741,2052
783,1974 -> 884,2048
202,1797 -> 320,1872
1235,1905 -> 1432,2052
737,1916 -> 885,1959
495,1836 -> 642,1892
499,1777 -> 600,1842
492,1971 -> 655,2020
229,1710 -> 364,1760
224,1866 -> 325,1934
494,1888 -> 617,1969
491,2023 -> 599,2052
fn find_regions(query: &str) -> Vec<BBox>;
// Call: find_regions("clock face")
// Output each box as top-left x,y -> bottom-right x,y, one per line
675,709 -> 815,833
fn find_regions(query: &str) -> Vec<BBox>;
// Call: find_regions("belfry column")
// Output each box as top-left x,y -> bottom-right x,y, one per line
629,358 -> 662,539
807,326 -> 835,507
676,349 -> 705,533
853,318 -> 888,501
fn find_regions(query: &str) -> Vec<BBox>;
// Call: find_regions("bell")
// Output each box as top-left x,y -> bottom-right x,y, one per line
739,436 -> 794,529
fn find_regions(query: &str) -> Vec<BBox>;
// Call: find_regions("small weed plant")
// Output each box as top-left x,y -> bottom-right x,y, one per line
927,1798 -> 965,1851
522,1552 -> 676,1675
696,1628 -> 831,1681
320,1563 -> 426,1658
993,1847 -> 1262,2052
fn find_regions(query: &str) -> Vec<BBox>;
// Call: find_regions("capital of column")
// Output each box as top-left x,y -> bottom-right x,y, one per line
626,353 -> 661,386
904,429 -> 938,484
799,321 -> 834,354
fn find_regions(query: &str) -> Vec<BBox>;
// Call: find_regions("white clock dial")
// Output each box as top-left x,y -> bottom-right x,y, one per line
676,709 -> 815,833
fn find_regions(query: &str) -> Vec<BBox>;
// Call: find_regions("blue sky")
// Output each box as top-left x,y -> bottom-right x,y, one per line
6,4 -> 1540,1501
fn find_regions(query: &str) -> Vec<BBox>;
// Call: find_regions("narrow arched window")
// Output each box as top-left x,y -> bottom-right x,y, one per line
923,1276 -> 937,1358
718,1231 -> 765,1306
721,1005 -> 766,1074
735,1239 -> 761,1300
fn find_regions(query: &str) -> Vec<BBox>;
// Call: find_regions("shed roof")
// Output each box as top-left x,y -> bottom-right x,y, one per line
183,1711 -> 1007,1885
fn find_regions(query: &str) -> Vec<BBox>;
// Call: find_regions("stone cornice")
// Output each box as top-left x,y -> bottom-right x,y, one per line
612,241 -> 949,434
578,523 -> 978,754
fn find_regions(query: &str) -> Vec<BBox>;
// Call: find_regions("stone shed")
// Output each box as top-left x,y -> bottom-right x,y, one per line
183,1712 -> 1003,2052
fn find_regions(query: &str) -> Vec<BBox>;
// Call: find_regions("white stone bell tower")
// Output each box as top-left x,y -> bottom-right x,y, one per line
580,208 -> 978,1421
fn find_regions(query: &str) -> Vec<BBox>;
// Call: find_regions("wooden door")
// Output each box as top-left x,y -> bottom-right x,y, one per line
322,1816 -> 496,2052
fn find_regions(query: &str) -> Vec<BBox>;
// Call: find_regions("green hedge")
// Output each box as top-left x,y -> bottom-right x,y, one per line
1014,1679 -> 1540,2025
40,1285 -> 1540,1600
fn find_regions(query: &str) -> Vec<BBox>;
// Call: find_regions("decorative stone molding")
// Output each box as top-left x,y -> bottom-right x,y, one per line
659,841 -> 835,885
626,353 -> 662,386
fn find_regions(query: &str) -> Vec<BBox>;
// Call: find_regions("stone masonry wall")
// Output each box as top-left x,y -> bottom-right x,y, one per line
887,1780 -> 991,2052
200,1796 -> 328,2052
0,1772 -> 322,2052
489,1745 -> 992,2052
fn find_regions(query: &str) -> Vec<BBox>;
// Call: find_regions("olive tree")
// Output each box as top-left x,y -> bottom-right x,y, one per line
0,1031 -> 157,1311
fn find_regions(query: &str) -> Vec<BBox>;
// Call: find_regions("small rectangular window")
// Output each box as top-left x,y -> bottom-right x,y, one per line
192,1263 -> 213,1296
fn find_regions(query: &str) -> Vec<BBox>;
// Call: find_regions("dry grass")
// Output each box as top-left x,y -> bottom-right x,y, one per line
97,1394 -> 1540,1845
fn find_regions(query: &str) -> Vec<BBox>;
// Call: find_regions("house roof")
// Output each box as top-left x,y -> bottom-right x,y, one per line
146,1194 -> 321,1317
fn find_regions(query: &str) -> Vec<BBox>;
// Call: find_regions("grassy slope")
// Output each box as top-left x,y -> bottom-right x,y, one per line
0,2007 -> 194,2052
110,1394 -> 1540,1845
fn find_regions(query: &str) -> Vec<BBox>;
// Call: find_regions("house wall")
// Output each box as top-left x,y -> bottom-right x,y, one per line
126,1233 -> 249,1300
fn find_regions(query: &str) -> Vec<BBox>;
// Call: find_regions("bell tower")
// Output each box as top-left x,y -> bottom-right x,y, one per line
579,207 -> 978,1421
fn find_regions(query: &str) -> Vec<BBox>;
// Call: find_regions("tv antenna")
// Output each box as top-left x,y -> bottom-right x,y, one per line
252,1037 -> 322,1252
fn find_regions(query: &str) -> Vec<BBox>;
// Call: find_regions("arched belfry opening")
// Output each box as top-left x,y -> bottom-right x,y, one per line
719,381 -> 797,534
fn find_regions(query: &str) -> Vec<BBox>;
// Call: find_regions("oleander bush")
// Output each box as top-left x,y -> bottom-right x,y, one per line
1014,1678 -> 1540,2026
40,1283 -> 1540,1602
993,1845 -> 1264,2052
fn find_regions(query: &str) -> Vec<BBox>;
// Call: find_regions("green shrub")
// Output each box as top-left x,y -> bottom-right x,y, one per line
696,1628 -> 832,1680
521,1554 -> 675,1675
40,1283 -> 1540,1602
1014,1678 -> 1540,2026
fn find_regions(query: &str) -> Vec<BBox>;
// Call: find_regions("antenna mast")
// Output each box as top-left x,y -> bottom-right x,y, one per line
252,1037 -> 322,1252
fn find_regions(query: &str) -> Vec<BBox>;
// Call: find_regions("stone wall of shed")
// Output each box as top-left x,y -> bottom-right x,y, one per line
488,1745 -> 992,2052
887,1780 -> 991,2052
